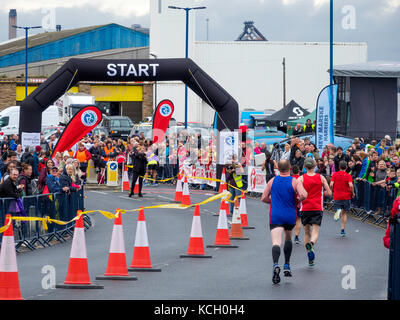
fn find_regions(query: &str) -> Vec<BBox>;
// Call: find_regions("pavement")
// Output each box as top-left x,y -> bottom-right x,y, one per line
12,184 -> 389,300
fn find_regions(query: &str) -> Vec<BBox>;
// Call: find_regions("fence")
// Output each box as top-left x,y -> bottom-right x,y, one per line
0,188 -> 88,252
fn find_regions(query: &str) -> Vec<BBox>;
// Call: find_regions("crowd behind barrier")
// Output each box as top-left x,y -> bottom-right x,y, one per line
0,188 -> 86,252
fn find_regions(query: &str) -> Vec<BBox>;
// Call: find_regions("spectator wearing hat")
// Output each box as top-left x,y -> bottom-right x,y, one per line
46,166 -> 69,193
271,143 -> 283,163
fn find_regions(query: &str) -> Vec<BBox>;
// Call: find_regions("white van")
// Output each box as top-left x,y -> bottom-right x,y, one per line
0,105 -> 60,135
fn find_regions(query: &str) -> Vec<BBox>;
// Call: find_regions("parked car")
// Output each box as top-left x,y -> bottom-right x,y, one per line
102,116 -> 133,139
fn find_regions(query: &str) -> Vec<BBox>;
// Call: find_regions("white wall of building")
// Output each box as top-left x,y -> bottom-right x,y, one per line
150,2 -> 368,127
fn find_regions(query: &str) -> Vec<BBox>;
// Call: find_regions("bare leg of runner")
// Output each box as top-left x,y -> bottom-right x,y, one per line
341,210 -> 347,237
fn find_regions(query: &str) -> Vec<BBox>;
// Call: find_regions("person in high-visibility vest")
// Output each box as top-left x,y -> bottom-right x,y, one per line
102,141 -> 117,183
225,158 -> 244,217
74,142 -> 92,183
145,145 -> 159,186
303,119 -> 315,134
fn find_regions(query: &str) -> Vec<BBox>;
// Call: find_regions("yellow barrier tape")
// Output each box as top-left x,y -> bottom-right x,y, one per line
121,190 -> 232,213
0,188 -> 234,233
186,175 -> 247,193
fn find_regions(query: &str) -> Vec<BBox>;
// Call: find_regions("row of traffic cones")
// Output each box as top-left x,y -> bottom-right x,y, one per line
0,169 -> 254,299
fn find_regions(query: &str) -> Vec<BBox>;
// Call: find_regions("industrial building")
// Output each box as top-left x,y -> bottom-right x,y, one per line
0,18 -> 152,123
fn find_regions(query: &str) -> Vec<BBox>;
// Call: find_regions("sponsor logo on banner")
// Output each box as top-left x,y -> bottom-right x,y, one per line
81,110 -> 98,127
247,166 -> 266,193
160,103 -> 172,117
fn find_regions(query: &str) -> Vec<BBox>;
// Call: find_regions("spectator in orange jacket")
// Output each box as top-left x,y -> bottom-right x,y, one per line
74,142 -> 92,183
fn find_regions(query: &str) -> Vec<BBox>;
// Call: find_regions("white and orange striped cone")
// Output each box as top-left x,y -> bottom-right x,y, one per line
0,215 -> 23,300
56,211 -> 103,289
229,198 -> 249,240
207,202 -> 239,249
180,205 -> 212,258
213,197 -> 229,217
181,176 -> 191,206
133,177 -> 140,194
239,193 -> 255,229
174,173 -> 183,202
96,209 -> 137,281
121,166 -> 130,192
218,168 -> 227,193
128,207 -> 161,272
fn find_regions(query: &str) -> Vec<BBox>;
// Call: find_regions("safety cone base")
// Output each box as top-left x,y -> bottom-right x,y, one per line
56,283 -> 104,289
128,267 -> 161,272
180,254 -> 212,258
207,244 -> 239,248
95,274 -> 138,281
229,236 -> 250,240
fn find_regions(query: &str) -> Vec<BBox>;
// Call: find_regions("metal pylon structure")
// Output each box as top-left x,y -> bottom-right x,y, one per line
236,21 -> 267,41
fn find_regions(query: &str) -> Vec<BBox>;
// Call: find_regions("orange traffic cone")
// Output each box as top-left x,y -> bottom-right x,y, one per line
207,202 -> 239,249
133,177 -> 140,194
96,209 -> 137,281
229,198 -> 249,240
180,205 -> 212,258
213,197 -> 229,217
121,166 -> 130,192
239,193 -> 255,229
174,173 -> 183,202
0,215 -> 23,300
129,207 -> 161,272
181,176 -> 191,206
56,212 -> 103,289
218,168 -> 227,193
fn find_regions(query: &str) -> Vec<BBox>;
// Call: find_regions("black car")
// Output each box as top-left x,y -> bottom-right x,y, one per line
102,116 -> 133,139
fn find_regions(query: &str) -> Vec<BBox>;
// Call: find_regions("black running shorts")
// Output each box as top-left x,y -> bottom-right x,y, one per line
300,211 -> 323,226
269,224 -> 295,231
333,199 -> 351,211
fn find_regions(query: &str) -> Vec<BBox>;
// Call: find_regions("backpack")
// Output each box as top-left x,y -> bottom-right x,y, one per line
30,178 -> 39,195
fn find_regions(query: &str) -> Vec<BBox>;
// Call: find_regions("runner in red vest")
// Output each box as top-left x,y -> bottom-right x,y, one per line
298,158 -> 332,266
330,160 -> 355,237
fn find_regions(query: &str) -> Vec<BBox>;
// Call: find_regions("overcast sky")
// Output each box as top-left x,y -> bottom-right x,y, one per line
0,0 -> 398,61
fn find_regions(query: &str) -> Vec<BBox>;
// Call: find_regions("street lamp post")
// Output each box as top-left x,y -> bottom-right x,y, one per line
12,25 -> 42,98
168,5 -> 206,129
150,53 -> 158,111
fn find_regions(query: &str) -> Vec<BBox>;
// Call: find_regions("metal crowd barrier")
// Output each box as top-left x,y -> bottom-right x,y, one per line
0,188 -> 88,252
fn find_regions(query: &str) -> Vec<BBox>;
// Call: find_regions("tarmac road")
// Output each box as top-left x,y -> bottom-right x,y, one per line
12,185 -> 388,300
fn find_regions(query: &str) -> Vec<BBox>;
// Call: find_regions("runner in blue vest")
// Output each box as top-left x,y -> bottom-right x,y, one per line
261,159 -> 308,284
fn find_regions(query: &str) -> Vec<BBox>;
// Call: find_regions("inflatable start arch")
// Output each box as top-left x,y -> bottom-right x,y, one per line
18,58 -> 239,134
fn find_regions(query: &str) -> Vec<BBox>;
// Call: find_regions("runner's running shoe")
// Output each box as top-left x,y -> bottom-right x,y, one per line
305,242 -> 315,266
334,209 -> 341,221
294,235 -> 300,244
341,229 -> 346,237
272,264 -> 281,284
283,264 -> 292,277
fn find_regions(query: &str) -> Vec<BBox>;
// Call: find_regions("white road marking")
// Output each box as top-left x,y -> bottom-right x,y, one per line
89,191 -> 108,195
118,195 -> 139,201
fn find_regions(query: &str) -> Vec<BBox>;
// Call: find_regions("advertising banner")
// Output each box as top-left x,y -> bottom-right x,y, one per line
152,99 -> 174,144
247,166 -> 267,193
52,105 -> 102,157
315,84 -> 338,154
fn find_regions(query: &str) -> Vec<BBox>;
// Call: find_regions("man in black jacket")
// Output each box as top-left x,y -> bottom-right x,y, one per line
129,146 -> 148,197
0,168 -> 23,198
334,147 -> 350,172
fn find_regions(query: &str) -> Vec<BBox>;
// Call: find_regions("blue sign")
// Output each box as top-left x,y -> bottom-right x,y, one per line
109,163 -> 117,171
315,84 -> 337,155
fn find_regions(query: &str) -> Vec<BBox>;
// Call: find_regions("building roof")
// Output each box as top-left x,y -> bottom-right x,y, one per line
333,61 -> 400,78
0,23 -> 149,68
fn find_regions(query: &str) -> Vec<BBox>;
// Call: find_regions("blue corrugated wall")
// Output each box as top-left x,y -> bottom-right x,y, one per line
0,24 -> 149,68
